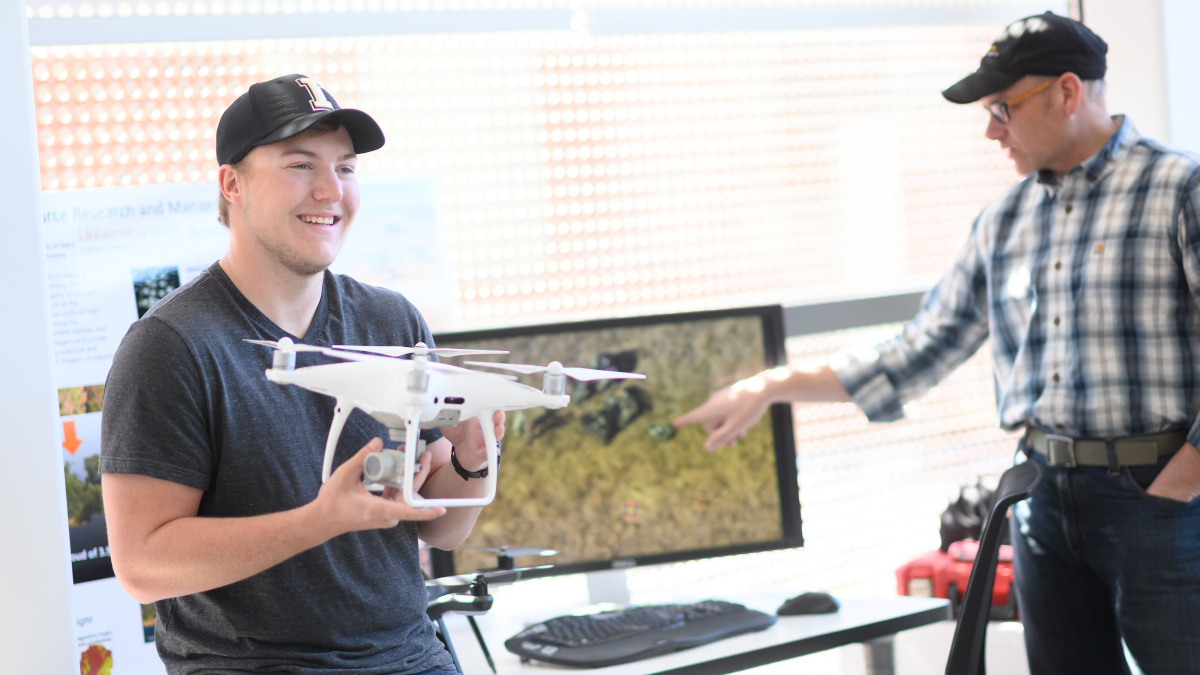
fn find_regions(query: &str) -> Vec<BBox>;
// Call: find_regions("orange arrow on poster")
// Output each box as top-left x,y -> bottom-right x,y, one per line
62,420 -> 83,455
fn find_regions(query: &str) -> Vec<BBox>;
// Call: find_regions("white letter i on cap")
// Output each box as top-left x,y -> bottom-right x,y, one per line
296,77 -> 334,111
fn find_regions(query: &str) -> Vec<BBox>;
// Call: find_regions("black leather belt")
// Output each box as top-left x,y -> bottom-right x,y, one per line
1025,428 -> 1187,468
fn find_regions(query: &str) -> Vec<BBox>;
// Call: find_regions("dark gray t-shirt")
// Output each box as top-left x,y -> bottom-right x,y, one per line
100,262 -> 452,674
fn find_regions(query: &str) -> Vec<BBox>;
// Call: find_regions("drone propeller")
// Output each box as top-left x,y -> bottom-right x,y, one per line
333,343 -> 509,358
245,337 -> 328,353
246,338 -> 483,372
474,546 -> 557,570
468,546 -> 560,559
464,360 -> 645,382
428,564 -> 552,595
247,338 -> 415,366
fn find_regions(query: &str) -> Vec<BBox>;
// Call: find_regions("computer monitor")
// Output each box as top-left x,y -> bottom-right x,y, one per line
429,305 -> 802,582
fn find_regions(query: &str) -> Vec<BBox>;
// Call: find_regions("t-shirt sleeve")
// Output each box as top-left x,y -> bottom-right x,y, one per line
99,316 -> 215,490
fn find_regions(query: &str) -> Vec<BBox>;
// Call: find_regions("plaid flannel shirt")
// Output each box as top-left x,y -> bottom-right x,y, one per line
831,116 -> 1200,446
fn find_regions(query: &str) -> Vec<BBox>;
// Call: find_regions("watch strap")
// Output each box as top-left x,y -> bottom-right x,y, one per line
451,446 -> 489,480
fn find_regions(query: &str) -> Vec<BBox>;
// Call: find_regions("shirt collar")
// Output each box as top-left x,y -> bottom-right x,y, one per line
1037,115 -> 1137,189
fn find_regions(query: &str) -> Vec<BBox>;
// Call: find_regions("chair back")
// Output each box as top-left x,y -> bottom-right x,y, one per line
945,460 -> 1042,675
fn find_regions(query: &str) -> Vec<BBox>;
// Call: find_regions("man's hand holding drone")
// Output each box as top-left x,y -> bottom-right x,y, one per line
314,437 -> 447,533
312,412 -> 506,535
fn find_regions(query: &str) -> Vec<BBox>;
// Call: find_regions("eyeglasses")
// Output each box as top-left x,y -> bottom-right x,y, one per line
986,78 -> 1056,124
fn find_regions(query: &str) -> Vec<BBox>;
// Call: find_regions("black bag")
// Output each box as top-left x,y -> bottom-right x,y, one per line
939,477 -> 1010,552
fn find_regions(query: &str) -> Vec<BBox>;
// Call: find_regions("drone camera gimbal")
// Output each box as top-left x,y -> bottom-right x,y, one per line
362,441 -> 426,489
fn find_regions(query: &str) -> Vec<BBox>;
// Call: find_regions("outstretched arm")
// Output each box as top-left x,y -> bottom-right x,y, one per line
673,364 -> 850,452
103,437 -> 443,604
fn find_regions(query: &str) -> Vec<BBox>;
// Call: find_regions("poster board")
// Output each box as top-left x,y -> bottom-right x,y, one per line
43,174 -> 450,672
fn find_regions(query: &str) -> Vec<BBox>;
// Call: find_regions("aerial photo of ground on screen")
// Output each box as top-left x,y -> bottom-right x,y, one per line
442,315 -> 784,574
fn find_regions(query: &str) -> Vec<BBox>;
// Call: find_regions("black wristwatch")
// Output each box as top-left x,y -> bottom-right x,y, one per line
451,445 -> 499,480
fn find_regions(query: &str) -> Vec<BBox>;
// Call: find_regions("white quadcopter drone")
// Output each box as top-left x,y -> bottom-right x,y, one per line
247,337 -> 644,508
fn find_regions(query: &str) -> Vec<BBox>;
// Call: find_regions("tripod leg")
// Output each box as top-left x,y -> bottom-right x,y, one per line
467,615 -> 497,674
436,617 -> 462,674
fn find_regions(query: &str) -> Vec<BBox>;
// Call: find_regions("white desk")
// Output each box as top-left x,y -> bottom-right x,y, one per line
440,585 -> 950,675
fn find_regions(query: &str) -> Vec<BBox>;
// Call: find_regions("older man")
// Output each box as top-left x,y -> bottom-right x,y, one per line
676,13 -> 1200,673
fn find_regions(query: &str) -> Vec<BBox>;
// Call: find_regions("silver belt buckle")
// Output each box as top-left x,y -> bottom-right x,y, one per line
1044,434 -> 1076,468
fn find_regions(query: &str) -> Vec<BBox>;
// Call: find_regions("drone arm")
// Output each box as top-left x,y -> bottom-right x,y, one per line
322,399 -> 354,483
426,589 -> 494,620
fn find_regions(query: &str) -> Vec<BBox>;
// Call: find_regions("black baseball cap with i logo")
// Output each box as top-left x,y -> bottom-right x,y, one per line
942,12 -> 1108,104
215,74 -> 385,166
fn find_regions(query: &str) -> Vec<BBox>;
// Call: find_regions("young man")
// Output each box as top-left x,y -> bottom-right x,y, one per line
100,74 -> 502,674
675,13 -> 1200,674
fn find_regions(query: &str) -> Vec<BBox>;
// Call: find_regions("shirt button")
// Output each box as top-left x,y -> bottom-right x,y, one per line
1054,261 -> 1062,270
1065,204 -> 1074,214
1053,317 -> 1060,325
1052,373 -> 1060,382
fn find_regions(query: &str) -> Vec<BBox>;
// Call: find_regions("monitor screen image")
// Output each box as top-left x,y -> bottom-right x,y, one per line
429,305 -> 802,578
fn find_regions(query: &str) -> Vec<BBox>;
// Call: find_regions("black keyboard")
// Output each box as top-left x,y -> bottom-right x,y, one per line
504,599 -> 777,668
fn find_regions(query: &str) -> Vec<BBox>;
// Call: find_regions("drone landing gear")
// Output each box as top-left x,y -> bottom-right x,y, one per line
321,399 -> 353,483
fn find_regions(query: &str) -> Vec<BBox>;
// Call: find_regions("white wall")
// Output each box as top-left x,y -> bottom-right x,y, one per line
1083,0 -> 1199,150
0,0 -> 78,671
1082,0 -> 1170,142
1162,0 -> 1200,151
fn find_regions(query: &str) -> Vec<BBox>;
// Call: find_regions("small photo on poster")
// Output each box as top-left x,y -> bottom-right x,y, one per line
61,385 -> 113,583
60,384 -> 104,416
75,578 -> 167,674
133,266 -> 181,318
79,642 -> 113,675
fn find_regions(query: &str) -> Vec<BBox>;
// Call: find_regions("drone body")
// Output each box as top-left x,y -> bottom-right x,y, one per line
248,338 -> 643,508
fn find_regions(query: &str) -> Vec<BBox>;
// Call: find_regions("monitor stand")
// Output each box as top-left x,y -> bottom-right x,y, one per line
585,569 -> 632,606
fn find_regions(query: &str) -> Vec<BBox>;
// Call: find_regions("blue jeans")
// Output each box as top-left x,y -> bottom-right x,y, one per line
411,667 -> 459,675
1011,449 -> 1200,674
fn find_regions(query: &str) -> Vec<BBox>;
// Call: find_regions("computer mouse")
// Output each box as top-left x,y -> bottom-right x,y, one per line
777,591 -> 840,616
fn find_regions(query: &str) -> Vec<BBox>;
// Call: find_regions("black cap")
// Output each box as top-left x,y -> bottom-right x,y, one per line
942,12 -> 1108,104
216,74 -> 385,165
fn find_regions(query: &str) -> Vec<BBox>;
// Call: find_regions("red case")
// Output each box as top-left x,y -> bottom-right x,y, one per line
894,541 -> 1018,620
